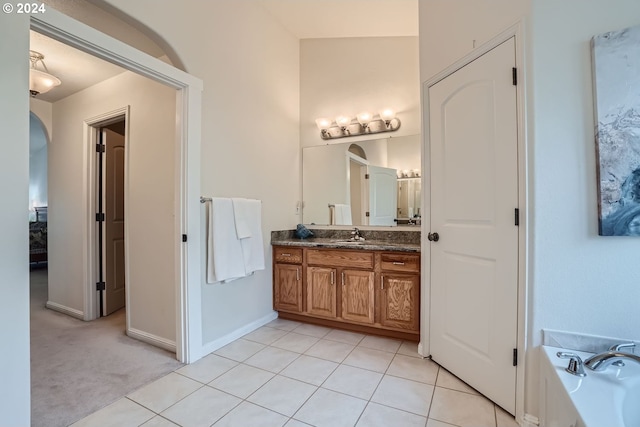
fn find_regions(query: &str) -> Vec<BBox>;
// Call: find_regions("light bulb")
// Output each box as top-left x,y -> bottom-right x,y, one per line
379,108 -> 396,122
356,111 -> 373,126
315,117 -> 332,130
335,115 -> 352,128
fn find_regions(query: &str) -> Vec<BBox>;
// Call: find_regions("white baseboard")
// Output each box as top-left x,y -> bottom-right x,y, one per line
127,327 -> 176,353
521,413 -> 539,427
46,301 -> 84,320
200,311 -> 278,358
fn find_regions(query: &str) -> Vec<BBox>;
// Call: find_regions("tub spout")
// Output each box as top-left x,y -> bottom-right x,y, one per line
584,350 -> 640,371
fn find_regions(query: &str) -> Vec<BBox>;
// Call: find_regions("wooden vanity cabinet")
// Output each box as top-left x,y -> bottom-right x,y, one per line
273,245 -> 420,340
273,247 -> 303,313
379,253 -> 421,331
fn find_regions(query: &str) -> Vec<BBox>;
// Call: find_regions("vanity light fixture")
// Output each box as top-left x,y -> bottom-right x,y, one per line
316,108 -> 401,140
29,50 -> 61,97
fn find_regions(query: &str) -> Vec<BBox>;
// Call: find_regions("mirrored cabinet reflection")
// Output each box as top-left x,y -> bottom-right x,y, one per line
397,177 -> 421,225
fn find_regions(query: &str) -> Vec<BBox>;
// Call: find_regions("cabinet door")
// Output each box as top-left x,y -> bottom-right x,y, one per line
274,264 -> 302,313
306,266 -> 337,318
341,270 -> 375,324
380,273 -> 419,331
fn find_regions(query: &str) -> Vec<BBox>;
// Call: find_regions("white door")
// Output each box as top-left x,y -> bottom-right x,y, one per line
368,165 -> 397,226
102,128 -> 126,315
428,38 -> 519,414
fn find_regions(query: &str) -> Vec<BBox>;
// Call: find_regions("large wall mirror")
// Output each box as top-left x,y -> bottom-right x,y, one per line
302,134 -> 421,227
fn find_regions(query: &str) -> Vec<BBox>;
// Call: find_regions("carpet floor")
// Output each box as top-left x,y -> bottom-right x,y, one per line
30,267 -> 183,427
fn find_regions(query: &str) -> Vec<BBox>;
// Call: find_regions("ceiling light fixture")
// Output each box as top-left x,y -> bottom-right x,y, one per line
29,50 -> 61,97
316,109 -> 401,140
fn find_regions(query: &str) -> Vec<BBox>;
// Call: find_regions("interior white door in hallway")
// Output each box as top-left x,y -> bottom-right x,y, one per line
367,165 -> 398,226
102,127 -> 126,316
428,38 -> 519,414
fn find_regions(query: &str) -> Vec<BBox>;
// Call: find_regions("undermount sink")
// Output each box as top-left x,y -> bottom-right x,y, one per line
332,239 -> 367,244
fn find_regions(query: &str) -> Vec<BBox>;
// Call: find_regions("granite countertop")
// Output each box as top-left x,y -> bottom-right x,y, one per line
271,229 -> 421,253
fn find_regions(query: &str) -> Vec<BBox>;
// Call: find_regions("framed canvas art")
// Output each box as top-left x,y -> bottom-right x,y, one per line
592,24 -> 640,236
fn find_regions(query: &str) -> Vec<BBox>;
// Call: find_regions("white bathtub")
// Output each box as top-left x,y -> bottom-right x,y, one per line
540,345 -> 640,427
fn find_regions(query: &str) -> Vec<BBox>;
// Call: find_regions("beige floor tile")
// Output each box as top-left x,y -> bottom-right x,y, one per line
271,332 -> 320,353
426,419 -> 458,427
358,335 -> 402,353
160,386 -> 240,427
304,339 -> 355,363
429,387 -> 496,427
496,406 -> 519,427
387,354 -> 440,384
248,375 -> 317,417
322,364 -> 383,400
293,323 -> 332,338
294,388 -> 367,427
371,375 -> 434,416
267,318 -> 303,331
285,419 -> 313,427
127,372 -> 202,413
209,364 -> 274,399
435,368 -> 479,395
213,401 -> 288,427
244,346 -> 300,373
324,329 -> 365,345
242,326 -> 289,345
176,354 -> 238,384
214,338 -> 265,362
342,347 -> 395,373
398,341 -> 422,358
141,416 -> 180,426
280,355 -> 339,386
71,398 -> 154,427
356,402 -> 427,427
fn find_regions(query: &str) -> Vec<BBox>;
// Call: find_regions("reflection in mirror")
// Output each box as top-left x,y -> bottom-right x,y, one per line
302,134 -> 421,227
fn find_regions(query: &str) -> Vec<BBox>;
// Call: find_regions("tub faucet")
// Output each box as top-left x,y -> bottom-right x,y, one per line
584,343 -> 640,371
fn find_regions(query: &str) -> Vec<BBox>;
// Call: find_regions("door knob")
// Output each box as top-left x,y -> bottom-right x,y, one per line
428,232 -> 439,242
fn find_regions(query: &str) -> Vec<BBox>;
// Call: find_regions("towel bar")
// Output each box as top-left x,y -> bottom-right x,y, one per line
200,197 -> 212,203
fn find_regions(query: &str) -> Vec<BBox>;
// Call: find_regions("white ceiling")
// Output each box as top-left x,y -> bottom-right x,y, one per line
29,0 -> 418,103
30,30 -> 125,103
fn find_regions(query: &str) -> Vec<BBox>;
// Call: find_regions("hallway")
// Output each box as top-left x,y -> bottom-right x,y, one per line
30,268 -> 183,427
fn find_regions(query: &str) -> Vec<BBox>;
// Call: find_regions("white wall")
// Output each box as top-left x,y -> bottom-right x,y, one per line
101,0 -> 301,346
0,11 -> 31,426
529,0 -> 640,415
418,0 -> 529,82
301,37 -> 420,148
49,70 -> 177,343
387,134 -> 421,173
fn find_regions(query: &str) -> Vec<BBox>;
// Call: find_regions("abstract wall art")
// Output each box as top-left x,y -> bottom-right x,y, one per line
592,24 -> 640,236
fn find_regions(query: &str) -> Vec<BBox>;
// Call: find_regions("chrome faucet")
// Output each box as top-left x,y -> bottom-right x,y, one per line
584,343 -> 640,371
351,227 -> 363,240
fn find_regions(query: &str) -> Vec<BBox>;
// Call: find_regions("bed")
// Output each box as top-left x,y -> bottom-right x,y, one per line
29,207 -> 47,264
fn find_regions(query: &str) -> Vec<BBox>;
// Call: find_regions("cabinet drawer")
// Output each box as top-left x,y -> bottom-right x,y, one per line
274,247 -> 303,264
307,249 -> 374,269
380,253 -> 420,273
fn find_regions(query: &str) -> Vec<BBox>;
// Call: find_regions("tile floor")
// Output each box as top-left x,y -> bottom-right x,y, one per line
72,319 -> 519,427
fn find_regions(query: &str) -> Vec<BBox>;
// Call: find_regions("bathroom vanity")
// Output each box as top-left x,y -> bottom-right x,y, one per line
271,230 -> 420,341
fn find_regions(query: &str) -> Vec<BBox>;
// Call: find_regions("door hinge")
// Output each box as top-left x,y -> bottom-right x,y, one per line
365,174 -> 370,179
514,208 -> 520,226
365,211 -> 370,217
96,143 -> 105,153
182,234 -> 188,242
96,282 -> 105,291
513,348 -> 518,366
512,67 -> 517,86
96,213 -> 105,222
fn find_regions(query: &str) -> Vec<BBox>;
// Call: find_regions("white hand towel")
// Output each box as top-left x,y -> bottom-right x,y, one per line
238,199 -> 265,274
334,204 -> 352,225
206,198 -> 246,283
231,198 -> 253,239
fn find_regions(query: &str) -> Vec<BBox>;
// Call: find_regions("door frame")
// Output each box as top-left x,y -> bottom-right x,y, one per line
31,9 -> 203,363
420,22 -> 529,422
85,109 -> 129,320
